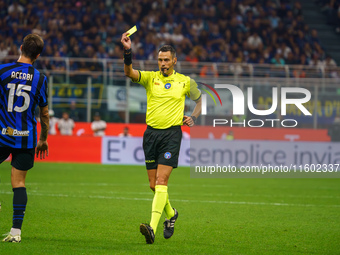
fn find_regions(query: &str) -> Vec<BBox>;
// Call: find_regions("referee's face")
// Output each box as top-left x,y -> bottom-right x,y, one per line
158,51 -> 176,76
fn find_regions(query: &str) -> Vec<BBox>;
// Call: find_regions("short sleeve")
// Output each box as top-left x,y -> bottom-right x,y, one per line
38,76 -> 48,107
133,71 -> 152,89
187,78 -> 201,101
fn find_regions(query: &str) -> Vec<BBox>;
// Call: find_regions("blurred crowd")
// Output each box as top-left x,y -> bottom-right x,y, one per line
0,0 -> 337,71
316,0 -> 340,33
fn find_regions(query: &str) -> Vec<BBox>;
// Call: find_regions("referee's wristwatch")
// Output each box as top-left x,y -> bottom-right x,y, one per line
191,116 -> 197,124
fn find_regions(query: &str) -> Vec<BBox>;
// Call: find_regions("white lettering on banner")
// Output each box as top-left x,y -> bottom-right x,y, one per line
101,137 -> 189,165
189,140 -> 340,166
101,137 -> 340,167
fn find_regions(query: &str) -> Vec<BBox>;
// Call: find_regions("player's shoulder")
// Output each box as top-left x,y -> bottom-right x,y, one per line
174,71 -> 191,82
139,70 -> 159,81
0,62 -> 20,74
40,72 -> 47,81
0,62 -> 16,69
33,68 -> 48,85
141,70 -> 158,76
33,67 -> 46,79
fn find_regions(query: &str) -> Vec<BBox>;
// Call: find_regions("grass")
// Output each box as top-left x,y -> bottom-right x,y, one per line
0,162 -> 339,255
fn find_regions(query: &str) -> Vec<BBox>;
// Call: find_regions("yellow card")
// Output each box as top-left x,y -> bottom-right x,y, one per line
126,26 -> 137,37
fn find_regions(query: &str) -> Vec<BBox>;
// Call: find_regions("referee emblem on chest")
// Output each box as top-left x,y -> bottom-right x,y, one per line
164,152 -> 172,159
164,83 -> 171,89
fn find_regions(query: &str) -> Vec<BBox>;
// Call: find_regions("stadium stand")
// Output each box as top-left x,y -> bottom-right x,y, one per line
301,0 -> 340,63
0,0 -> 335,69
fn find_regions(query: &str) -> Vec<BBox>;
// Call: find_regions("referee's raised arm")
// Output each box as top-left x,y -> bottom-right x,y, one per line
121,32 -> 139,81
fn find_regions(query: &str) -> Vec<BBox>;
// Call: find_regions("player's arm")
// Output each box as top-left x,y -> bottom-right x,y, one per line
121,32 -> 139,81
36,105 -> 49,159
190,97 -> 202,120
183,98 -> 201,127
183,79 -> 202,127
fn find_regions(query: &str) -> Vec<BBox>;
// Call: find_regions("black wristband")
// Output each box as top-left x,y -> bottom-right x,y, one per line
191,116 -> 197,123
124,48 -> 132,66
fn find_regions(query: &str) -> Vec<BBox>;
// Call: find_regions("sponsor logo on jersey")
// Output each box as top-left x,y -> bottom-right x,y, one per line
2,127 -> 29,136
164,83 -> 171,89
164,152 -> 172,159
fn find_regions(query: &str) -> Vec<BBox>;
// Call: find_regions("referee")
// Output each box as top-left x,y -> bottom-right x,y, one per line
121,33 -> 201,244
0,34 -> 49,243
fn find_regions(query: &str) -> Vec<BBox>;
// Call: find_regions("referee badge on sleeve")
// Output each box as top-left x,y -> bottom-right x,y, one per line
164,152 -> 172,159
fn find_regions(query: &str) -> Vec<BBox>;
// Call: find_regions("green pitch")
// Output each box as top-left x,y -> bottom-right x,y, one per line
0,162 -> 339,255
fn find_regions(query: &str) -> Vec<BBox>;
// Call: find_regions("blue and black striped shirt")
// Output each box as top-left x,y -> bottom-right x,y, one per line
0,62 -> 48,149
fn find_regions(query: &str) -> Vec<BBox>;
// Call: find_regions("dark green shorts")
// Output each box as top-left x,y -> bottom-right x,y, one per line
0,147 -> 35,171
143,126 -> 182,170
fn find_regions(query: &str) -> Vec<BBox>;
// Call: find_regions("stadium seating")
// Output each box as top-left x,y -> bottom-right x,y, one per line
0,0 -> 334,69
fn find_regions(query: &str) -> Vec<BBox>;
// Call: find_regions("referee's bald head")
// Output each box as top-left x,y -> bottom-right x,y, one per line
159,45 -> 176,58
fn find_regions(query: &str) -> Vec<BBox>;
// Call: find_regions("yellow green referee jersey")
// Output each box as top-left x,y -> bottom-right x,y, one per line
133,70 -> 201,129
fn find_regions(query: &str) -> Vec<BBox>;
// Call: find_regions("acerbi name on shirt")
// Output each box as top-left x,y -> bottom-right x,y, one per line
11,71 -> 33,81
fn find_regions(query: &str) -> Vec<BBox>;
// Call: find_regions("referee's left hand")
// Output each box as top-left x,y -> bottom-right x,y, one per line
183,115 -> 195,127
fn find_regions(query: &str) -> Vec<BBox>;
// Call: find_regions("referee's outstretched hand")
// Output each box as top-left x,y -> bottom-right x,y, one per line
183,116 -> 195,127
36,140 -> 49,159
121,32 -> 131,49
